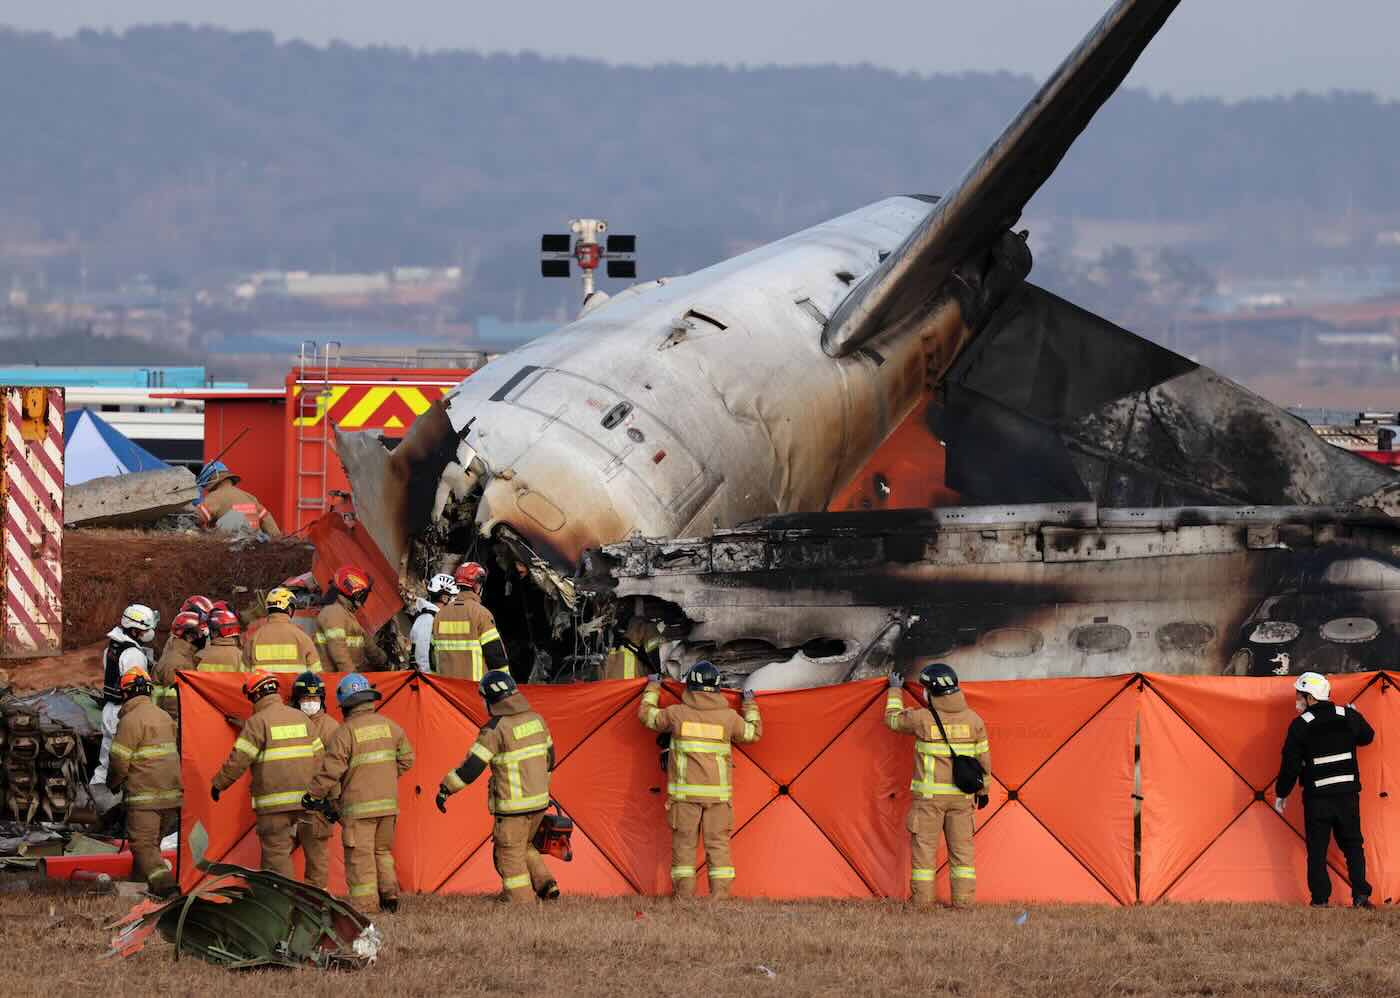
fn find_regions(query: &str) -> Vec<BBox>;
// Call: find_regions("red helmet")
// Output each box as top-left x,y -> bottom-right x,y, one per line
209,600 -> 232,615
171,610 -> 209,642
180,595 -> 214,619
333,566 -> 373,603
454,562 -> 487,591
208,607 -> 241,640
242,670 -> 279,702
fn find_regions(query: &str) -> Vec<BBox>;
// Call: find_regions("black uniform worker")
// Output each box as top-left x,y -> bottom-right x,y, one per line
1273,671 -> 1375,909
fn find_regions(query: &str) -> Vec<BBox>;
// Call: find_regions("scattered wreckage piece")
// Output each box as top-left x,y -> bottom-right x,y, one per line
107,823 -> 380,970
1,687 -> 104,825
600,503 -> 1400,686
64,466 -> 199,528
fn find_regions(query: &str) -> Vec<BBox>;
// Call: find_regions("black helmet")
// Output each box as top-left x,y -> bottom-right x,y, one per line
919,663 -> 960,697
479,670 -> 518,707
685,660 -> 721,693
291,671 -> 325,705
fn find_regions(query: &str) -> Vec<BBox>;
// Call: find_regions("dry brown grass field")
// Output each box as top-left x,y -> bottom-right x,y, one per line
1,885 -> 1396,997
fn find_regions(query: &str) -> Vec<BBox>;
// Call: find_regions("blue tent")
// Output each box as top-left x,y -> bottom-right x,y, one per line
63,408 -> 170,485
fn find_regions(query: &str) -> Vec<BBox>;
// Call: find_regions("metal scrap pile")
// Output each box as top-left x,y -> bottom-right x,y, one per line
1,686 -> 104,827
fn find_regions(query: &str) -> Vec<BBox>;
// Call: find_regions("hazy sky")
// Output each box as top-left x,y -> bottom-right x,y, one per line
3,1 -> 1399,100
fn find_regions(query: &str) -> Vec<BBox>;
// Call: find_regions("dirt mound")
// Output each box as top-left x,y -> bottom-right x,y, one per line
59,529 -> 313,649
4,643 -> 104,692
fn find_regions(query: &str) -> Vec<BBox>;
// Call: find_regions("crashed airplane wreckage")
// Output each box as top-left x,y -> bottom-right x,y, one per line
334,0 -> 1400,686
108,824 -> 381,970
593,504 -> 1400,688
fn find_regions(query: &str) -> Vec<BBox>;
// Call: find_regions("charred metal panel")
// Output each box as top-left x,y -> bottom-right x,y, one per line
605,504 -> 1400,685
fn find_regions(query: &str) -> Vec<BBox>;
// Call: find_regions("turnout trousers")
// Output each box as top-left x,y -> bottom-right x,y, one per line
493,812 -> 554,902
342,816 -> 398,913
254,812 -> 298,879
1304,793 -> 1371,904
296,812 -> 335,890
909,796 -> 976,907
668,801 -> 735,899
127,808 -> 178,895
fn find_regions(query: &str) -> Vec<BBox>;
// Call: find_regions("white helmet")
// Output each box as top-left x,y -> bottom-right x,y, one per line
1295,672 -> 1331,702
121,603 -> 158,642
427,573 -> 460,597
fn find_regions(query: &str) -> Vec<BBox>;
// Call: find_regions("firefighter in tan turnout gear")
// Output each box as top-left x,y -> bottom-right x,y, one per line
244,587 -> 321,675
304,674 -> 414,914
436,670 -> 560,902
602,613 -> 661,681
886,663 -> 991,908
195,607 -> 246,672
639,661 -> 761,899
152,602 -> 210,719
210,671 -> 323,878
290,671 -> 339,889
316,566 -> 387,672
430,562 -> 507,681
108,667 -> 181,897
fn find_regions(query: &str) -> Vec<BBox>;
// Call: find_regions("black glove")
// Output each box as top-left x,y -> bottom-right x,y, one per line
301,792 -> 325,814
435,788 -> 449,814
975,793 -> 989,811
210,785 -> 221,802
888,672 -> 904,688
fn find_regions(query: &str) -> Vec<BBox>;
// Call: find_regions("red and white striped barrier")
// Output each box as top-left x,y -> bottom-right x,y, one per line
2,387 -> 64,657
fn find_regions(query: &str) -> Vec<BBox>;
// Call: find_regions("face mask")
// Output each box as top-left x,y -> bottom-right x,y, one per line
300,699 -> 322,716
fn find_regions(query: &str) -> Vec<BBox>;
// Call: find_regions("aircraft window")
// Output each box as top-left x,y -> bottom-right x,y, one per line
835,270 -> 855,285
980,627 -> 1043,659
1319,617 -> 1380,644
1156,621 -> 1216,653
685,309 -> 727,331
1248,621 -> 1300,644
1069,623 -> 1131,654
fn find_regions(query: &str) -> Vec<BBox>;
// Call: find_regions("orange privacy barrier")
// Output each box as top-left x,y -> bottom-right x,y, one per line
175,671 -> 1397,903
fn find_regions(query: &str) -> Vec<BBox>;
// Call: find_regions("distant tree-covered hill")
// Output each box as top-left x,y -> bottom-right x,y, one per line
4,24 -> 1400,319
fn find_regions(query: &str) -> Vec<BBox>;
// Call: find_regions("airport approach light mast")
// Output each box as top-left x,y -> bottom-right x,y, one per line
540,218 -> 636,303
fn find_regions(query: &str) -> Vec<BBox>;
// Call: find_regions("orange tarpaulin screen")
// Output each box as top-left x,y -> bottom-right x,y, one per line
175,671 -> 1397,903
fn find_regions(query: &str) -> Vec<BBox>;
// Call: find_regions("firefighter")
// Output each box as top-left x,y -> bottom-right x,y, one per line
304,674 -> 414,914
315,566 -> 387,672
195,608 -> 246,672
1274,672 -> 1375,908
602,613 -> 662,681
210,671 -> 322,878
152,608 -> 208,719
244,587 -> 321,675
290,671 -> 339,890
435,670 -> 559,902
107,667 -> 181,897
94,604 -> 158,786
430,562 -> 507,681
638,661 -> 761,899
195,465 -> 282,537
410,574 -> 458,671
885,663 -> 991,909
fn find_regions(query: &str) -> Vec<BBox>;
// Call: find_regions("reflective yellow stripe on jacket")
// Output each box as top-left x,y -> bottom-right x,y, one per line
670,721 -> 732,803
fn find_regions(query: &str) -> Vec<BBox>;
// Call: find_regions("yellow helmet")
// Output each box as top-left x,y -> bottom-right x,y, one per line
265,587 -> 296,614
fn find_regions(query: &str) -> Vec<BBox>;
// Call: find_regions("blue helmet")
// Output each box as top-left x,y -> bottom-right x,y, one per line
336,673 -> 380,710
